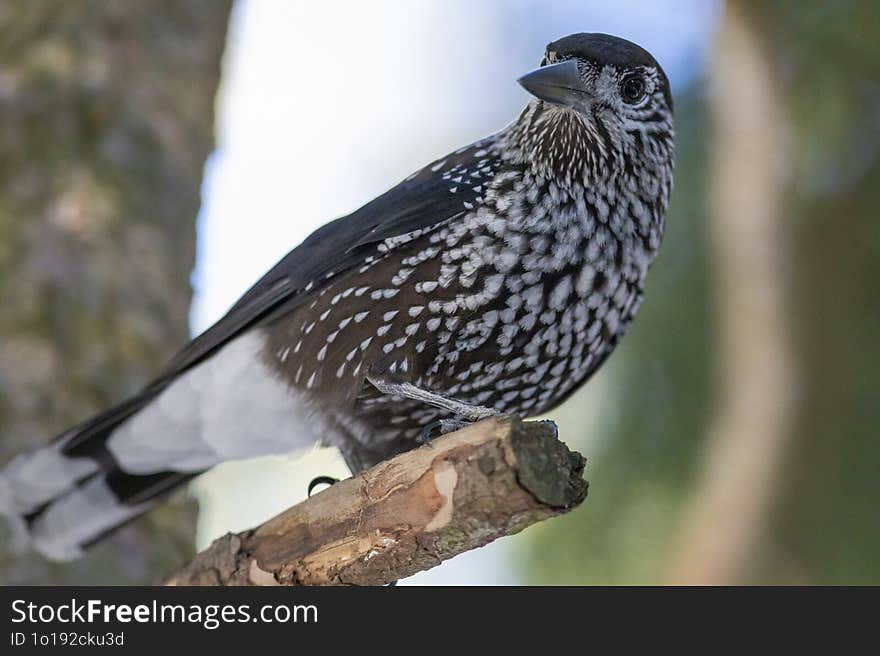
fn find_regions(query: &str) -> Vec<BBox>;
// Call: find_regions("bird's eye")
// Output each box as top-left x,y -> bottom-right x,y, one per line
620,74 -> 646,104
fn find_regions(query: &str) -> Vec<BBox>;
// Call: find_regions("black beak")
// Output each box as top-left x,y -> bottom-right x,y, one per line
517,59 -> 589,110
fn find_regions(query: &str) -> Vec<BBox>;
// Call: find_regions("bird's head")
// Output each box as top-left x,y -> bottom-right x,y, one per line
514,33 -> 674,180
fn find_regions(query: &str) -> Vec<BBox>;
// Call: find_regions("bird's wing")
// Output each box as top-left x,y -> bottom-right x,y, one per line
159,137 -> 499,386
35,137 -> 500,546
58,138 -> 499,456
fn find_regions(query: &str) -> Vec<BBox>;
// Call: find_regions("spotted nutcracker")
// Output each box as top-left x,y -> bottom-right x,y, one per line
0,33 -> 674,560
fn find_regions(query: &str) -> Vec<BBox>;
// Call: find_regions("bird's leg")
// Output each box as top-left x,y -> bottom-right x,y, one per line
366,374 -> 497,422
366,374 -> 498,444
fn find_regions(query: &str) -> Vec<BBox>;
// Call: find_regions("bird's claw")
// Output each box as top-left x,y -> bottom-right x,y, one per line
307,475 -> 339,497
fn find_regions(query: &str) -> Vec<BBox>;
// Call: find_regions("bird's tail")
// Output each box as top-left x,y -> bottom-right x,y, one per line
1,332 -> 323,561
0,391 -> 196,561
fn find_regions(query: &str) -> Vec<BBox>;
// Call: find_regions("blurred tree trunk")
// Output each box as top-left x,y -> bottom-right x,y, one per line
0,0 -> 231,584
744,0 -> 880,584
666,0 -> 797,583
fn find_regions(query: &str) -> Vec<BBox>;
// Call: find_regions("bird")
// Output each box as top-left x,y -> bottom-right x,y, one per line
0,33 -> 674,561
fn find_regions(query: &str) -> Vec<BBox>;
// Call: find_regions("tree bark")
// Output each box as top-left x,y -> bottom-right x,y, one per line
165,418 -> 588,586
0,0 -> 232,584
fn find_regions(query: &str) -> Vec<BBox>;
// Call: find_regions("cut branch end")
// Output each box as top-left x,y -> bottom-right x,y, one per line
164,416 -> 587,586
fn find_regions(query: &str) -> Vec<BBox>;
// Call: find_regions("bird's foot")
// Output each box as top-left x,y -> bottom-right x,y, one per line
417,418 -> 468,444
535,418 -> 559,440
307,475 -> 339,497
416,410 -> 502,444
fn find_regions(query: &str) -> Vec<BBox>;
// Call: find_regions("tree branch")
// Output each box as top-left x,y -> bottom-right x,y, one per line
164,417 -> 587,586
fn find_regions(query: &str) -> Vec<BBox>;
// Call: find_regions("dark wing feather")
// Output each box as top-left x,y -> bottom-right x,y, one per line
157,137 -> 496,385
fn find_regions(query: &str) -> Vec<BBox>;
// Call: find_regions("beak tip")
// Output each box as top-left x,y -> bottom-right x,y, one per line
516,71 -> 539,97
515,59 -> 585,104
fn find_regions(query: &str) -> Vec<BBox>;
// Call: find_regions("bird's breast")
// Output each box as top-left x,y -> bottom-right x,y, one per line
408,207 -> 645,416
